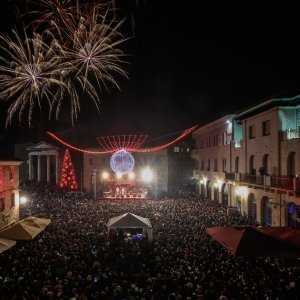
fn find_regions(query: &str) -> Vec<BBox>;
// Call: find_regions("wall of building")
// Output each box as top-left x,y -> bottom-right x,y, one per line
192,100 -> 300,227
0,164 -> 20,228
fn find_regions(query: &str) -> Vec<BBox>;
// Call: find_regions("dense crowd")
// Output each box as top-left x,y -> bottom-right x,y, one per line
0,187 -> 300,299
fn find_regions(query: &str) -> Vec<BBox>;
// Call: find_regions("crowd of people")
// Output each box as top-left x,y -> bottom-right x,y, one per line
0,187 -> 299,299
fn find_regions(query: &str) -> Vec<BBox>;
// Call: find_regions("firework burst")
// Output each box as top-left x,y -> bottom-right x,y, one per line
55,10 -> 128,124
0,0 -> 129,127
0,30 -> 66,127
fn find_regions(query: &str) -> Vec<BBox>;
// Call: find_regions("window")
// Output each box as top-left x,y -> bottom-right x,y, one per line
235,156 -> 239,173
222,158 -> 227,172
207,159 -> 210,171
89,158 -> 93,165
249,125 -> 256,139
262,154 -> 269,175
262,120 -> 270,136
287,152 -> 296,177
249,155 -> 255,175
221,132 -> 226,145
201,160 -> 204,171
9,166 -> 14,182
214,159 -> 218,172
10,193 -> 15,208
0,198 -> 4,212
174,147 -> 179,153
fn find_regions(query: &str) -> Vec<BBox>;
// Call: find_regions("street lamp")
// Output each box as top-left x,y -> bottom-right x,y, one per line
20,196 -> 27,204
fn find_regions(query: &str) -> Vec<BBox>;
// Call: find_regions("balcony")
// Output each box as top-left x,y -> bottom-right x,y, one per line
271,177 -> 294,190
225,172 -> 235,181
240,174 -> 264,185
282,128 -> 300,140
232,139 -> 242,149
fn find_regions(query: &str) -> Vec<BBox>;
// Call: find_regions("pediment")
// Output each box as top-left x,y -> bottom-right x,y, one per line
26,141 -> 60,152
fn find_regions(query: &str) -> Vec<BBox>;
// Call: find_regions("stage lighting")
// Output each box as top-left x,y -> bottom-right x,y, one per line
141,168 -> 153,182
116,172 -> 122,179
128,172 -> 135,180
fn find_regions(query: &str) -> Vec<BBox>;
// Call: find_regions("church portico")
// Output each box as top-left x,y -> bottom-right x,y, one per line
27,142 -> 61,184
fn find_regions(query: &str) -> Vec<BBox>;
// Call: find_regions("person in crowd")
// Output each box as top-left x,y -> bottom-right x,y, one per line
0,185 -> 299,299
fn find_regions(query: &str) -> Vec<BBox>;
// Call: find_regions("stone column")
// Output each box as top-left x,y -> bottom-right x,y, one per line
37,155 -> 41,182
47,155 -> 50,183
28,155 -> 33,180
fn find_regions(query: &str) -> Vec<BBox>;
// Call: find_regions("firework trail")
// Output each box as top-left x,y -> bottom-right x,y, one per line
0,30 -> 66,127
0,0 -> 128,126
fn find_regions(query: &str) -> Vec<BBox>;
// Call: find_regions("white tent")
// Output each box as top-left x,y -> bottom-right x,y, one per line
0,238 -> 16,254
0,217 -> 51,240
107,213 -> 153,242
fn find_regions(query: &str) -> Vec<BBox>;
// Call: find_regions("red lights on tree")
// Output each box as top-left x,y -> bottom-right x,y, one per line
59,149 -> 78,190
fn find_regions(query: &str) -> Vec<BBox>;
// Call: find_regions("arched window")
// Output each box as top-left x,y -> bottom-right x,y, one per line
201,160 -> 204,171
261,197 -> 272,226
236,195 -> 242,214
287,152 -> 296,177
248,193 -> 257,220
235,156 -> 239,173
249,155 -> 255,175
262,154 -> 269,175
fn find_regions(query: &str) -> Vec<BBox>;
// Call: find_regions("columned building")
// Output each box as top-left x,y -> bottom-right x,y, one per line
191,95 -> 300,227
26,142 -> 61,184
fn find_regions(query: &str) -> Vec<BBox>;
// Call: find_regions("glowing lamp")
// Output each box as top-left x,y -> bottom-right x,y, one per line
141,168 -> 154,182
102,172 -> 109,179
116,172 -> 122,179
20,196 -> 27,204
236,186 -> 247,197
128,172 -> 135,180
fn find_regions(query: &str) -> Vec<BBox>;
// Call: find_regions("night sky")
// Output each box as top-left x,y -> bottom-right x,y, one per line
1,1 -> 300,149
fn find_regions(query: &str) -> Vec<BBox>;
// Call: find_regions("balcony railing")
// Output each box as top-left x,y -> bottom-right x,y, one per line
232,140 -> 242,149
240,174 -> 264,185
286,128 -> 300,140
225,172 -> 235,181
271,177 -> 294,190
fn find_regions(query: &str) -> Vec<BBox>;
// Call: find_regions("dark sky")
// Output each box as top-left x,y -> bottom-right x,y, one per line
1,1 -> 300,149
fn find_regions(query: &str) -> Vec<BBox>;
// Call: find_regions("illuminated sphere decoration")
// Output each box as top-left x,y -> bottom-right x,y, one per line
110,149 -> 135,175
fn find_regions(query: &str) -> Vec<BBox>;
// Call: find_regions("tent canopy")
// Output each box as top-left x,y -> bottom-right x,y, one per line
107,213 -> 153,242
0,238 -> 16,254
107,213 -> 152,228
206,226 -> 300,258
257,227 -> 300,250
0,217 -> 51,240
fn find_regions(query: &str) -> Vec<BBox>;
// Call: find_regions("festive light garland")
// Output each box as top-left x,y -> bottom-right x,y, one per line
47,125 -> 198,154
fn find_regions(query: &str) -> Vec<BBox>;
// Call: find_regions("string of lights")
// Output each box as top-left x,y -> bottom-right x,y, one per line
47,125 -> 198,154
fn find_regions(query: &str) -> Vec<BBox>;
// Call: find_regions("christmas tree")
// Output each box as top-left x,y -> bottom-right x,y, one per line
59,149 -> 78,190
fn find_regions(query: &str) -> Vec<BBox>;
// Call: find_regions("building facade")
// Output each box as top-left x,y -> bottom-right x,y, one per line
0,155 -> 22,229
192,95 -> 300,226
